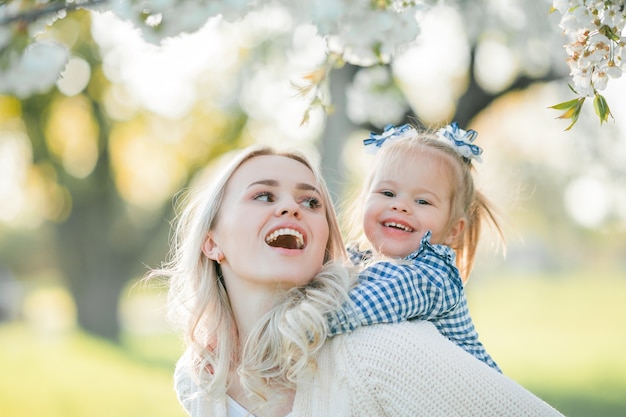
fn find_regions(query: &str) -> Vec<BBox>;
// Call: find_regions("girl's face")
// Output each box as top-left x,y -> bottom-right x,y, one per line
204,155 -> 330,291
363,150 -> 464,258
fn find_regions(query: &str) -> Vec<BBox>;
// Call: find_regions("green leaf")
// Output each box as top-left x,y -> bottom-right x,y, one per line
564,101 -> 583,131
549,98 -> 581,110
567,84 -> 579,95
593,93 -> 613,125
600,25 -> 621,42
551,97 -> 584,131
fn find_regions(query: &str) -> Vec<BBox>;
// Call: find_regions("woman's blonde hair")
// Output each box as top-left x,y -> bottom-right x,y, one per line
344,127 -> 504,282
148,145 -> 352,411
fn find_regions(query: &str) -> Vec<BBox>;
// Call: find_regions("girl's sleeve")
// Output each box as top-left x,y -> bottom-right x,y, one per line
327,258 -> 463,335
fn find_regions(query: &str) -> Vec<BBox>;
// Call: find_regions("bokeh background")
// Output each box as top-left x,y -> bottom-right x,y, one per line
1,2 -> 625,417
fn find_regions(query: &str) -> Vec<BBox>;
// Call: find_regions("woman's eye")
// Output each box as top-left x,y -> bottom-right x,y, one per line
302,197 -> 322,210
253,192 -> 274,202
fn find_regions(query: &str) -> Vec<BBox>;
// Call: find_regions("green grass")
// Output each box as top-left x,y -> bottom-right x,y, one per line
467,269 -> 626,417
0,324 -> 187,417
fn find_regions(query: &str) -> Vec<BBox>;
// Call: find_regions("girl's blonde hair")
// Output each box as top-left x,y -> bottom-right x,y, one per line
345,127 -> 504,282
147,145 -> 353,411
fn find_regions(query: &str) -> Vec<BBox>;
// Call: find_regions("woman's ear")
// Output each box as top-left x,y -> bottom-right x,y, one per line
444,217 -> 466,246
203,234 -> 225,264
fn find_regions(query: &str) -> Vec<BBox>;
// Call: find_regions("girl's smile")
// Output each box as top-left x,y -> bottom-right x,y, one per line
363,150 -> 462,258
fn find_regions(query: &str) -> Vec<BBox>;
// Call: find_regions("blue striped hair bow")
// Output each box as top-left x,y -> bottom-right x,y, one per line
436,122 -> 482,163
363,124 -> 417,154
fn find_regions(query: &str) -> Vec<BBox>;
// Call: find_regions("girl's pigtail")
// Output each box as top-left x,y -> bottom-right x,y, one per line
458,191 -> 505,282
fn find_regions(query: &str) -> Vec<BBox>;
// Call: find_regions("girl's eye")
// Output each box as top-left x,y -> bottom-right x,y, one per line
302,197 -> 322,210
381,190 -> 395,198
416,199 -> 430,205
253,191 -> 274,202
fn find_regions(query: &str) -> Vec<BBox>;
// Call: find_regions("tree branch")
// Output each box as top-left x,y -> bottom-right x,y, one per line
0,0 -> 109,26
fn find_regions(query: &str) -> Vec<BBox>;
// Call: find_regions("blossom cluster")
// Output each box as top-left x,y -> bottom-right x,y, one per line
551,0 -> 626,128
0,0 -> 425,98
112,0 -> 425,66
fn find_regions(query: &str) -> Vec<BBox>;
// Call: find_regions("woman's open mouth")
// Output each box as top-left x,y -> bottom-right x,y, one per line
265,228 -> 305,249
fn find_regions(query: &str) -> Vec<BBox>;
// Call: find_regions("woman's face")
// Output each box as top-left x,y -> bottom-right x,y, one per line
205,154 -> 330,291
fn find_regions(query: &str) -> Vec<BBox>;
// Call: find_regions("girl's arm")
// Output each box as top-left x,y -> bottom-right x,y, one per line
327,254 -> 463,335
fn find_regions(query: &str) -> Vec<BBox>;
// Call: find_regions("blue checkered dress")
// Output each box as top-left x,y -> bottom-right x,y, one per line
328,231 -> 501,372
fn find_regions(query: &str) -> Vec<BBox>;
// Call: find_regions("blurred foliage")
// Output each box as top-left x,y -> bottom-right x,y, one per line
1,2 -> 625,357
0,10 -> 249,340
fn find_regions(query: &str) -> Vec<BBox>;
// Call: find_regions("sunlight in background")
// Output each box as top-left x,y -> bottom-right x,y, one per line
3,6 -> 625,231
90,10 -> 326,145
91,13 -> 216,119
85,9 -> 330,210
564,174 -> 611,228
45,95 -> 99,179
393,5 -> 469,124
57,57 -> 91,97
475,36 -> 519,93
109,121 -> 188,209
0,136 -> 33,225
472,80 -> 626,233
0,116 -> 71,228
23,286 -> 76,335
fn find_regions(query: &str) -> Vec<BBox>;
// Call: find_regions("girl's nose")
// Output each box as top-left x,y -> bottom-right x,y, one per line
390,198 -> 410,213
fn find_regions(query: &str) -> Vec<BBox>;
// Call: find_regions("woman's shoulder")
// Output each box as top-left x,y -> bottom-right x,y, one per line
174,349 -> 227,417
331,321 -> 450,368
315,322 -> 564,417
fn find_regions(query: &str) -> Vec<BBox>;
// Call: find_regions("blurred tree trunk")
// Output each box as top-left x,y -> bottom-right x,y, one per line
454,48 -> 563,127
57,194 -> 128,341
319,64 -> 359,203
55,101 -> 135,341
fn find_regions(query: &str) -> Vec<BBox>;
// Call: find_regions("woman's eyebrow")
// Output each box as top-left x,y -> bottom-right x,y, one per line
248,180 -> 319,194
297,183 -> 320,194
248,179 -> 278,188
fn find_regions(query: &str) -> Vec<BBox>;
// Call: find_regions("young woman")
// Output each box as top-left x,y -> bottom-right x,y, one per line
150,145 -> 564,416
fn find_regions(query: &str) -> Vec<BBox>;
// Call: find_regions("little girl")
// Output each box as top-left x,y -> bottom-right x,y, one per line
328,122 -> 503,372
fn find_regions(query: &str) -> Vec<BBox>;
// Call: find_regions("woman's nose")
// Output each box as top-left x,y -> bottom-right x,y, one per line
276,197 -> 301,218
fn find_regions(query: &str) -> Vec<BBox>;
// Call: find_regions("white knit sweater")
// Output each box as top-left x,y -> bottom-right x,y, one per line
175,321 -> 564,417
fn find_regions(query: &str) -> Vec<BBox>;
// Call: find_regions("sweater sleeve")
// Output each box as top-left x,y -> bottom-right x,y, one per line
318,321 -> 565,417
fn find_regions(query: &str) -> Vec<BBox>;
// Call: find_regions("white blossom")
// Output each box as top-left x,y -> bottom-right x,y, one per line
320,0 -> 423,66
108,0 -> 253,44
603,5 -> 626,28
0,41 -> 68,98
554,0 -> 626,101
346,66 -> 409,127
